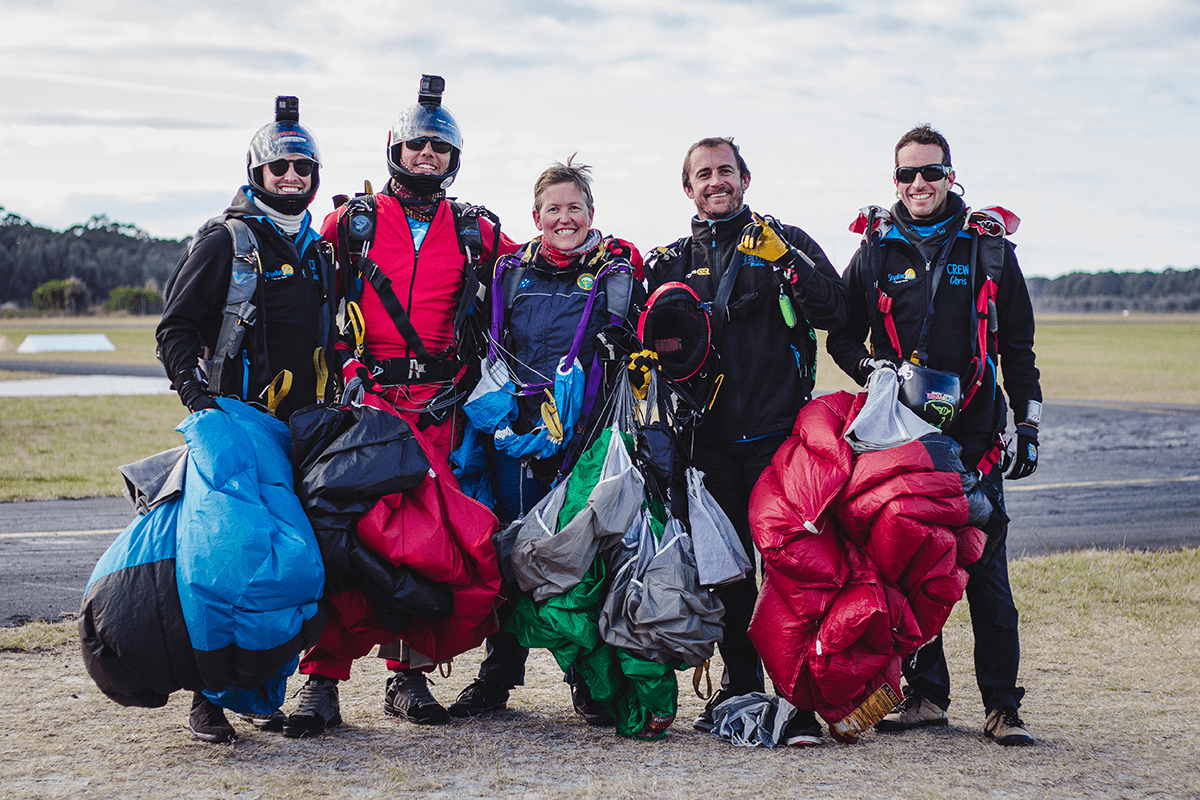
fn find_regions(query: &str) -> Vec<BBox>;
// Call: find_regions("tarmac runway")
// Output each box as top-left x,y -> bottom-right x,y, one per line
1,398 -> 1197,626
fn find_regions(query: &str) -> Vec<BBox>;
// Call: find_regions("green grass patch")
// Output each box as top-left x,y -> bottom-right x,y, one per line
0,316 -> 160,366
0,619 -> 77,652
1035,314 -> 1200,404
0,394 -> 187,501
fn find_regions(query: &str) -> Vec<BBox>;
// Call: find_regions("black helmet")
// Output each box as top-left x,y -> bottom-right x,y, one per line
897,361 -> 962,429
638,282 -> 712,381
385,74 -> 463,195
247,95 -> 321,215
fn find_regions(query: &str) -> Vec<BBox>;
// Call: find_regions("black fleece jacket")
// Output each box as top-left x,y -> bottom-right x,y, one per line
157,188 -> 332,422
826,194 -> 1041,452
647,205 -> 848,442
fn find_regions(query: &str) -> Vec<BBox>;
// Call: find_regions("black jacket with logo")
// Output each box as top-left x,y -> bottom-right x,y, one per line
825,194 -> 1041,453
646,205 -> 848,443
157,188 -> 333,422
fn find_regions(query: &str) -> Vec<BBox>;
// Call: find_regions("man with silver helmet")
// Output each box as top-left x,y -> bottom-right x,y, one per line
157,95 -> 339,743
281,75 -> 516,739
826,123 -> 1041,747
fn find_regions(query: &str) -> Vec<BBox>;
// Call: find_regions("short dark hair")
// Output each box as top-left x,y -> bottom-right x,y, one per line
533,153 -> 594,214
682,137 -> 750,189
894,124 -> 952,167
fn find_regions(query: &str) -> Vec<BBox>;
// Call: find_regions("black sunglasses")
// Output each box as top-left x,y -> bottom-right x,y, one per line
266,158 -> 316,177
404,137 -> 453,154
894,163 -> 952,184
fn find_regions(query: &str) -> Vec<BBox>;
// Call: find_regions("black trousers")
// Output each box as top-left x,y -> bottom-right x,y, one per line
690,433 -> 788,697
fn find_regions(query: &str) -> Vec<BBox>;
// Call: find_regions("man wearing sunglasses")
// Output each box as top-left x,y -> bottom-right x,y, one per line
157,96 -> 338,743
284,76 -> 517,739
826,124 -> 1042,746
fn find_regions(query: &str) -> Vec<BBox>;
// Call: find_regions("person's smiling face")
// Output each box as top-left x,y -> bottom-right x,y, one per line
533,182 -> 593,251
683,143 -> 750,221
895,142 -> 954,220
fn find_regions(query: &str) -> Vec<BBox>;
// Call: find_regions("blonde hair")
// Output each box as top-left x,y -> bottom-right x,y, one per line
533,153 -> 594,214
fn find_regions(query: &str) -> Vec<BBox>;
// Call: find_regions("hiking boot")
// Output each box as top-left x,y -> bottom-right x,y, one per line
781,708 -> 823,746
282,677 -> 342,739
237,709 -> 287,732
693,689 -> 739,733
569,677 -> 615,727
383,669 -> 450,725
447,678 -> 509,718
188,693 -> 237,744
874,694 -> 948,732
984,707 -> 1035,746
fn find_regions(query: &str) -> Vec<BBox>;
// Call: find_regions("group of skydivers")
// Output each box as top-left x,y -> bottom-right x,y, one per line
157,74 -> 1042,747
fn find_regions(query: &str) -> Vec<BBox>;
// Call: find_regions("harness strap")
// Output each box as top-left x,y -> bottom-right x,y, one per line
876,289 -> 903,357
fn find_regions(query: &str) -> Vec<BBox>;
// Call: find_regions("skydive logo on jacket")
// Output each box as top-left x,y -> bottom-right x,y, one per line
888,268 -> 917,284
742,254 -> 766,269
947,263 -> 969,285
265,264 -> 296,281
577,273 -> 595,291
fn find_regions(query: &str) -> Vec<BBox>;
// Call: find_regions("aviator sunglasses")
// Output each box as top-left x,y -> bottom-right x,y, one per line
894,163 -> 952,184
266,158 -> 316,177
404,137 -> 454,154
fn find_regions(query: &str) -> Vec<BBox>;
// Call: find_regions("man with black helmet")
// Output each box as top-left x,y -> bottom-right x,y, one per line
281,76 -> 516,739
826,123 -> 1041,746
157,96 -> 339,743
644,137 -> 848,744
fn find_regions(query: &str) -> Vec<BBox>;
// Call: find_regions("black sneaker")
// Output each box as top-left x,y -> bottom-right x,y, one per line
237,709 -> 287,732
781,708 -> 823,746
447,678 -> 510,718
188,693 -> 237,744
282,677 -> 342,739
569,677 -> 615,727
984,707 -> 1035,746
693,689 -> 738,733
383,669 -> 450,725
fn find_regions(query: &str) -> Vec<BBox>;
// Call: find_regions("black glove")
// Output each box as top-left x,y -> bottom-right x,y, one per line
178,378 -> 219,413
1003,422 -> 1039,480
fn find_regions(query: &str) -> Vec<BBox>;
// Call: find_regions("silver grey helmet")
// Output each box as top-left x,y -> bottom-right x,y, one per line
385,75 -> 462,194
247,96 -> 321,214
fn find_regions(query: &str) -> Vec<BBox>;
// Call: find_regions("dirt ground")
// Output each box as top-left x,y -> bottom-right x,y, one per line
4,562 -> 1199,800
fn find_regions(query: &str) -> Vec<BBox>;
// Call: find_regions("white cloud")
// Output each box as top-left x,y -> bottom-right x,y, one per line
0,0 -> 1196,276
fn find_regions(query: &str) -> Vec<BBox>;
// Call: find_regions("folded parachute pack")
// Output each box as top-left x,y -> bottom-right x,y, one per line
79,398 -> 327,715
748,391 -> 988,742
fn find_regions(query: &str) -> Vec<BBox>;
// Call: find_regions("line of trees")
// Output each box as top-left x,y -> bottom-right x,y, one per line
1027,268 -> 1200,313
1,207 -> 1196,314
0,209 -> 186,311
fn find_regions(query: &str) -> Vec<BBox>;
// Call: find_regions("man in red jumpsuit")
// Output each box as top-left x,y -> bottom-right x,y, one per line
282,76 -> 516,738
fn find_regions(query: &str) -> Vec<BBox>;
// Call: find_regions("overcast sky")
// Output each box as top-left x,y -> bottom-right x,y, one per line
2,0 -> 1197,277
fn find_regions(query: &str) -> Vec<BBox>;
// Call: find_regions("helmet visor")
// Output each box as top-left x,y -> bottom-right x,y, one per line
248,121 -> 322,169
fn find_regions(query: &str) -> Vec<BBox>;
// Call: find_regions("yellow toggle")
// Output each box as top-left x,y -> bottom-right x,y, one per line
347,301 -> 367,358
265,370 -> 293,416
541,389 -> 564,441
313,347 -> 328,404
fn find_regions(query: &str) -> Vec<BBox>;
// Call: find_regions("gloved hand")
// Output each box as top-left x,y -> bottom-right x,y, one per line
1002,422 -> 1039,480
737,213 -> 816,282
178,378 -> 219,413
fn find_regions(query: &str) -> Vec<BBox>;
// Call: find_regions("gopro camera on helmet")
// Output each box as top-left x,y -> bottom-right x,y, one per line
386,74 -> 464,193
275,95 -> 300,122
418,75 -> 445,106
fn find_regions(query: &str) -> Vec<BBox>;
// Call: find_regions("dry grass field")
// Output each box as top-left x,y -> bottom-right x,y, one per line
2,548 -> 1198,799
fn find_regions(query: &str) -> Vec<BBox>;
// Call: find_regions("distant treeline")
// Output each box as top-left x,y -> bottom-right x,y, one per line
0,209 -> 186,309
1,208 -> 1197,314
1027,268 -> 1200,313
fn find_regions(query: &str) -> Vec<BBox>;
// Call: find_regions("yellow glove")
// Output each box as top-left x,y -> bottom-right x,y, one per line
627,350 -> 658,400
738,212 -> 791,262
